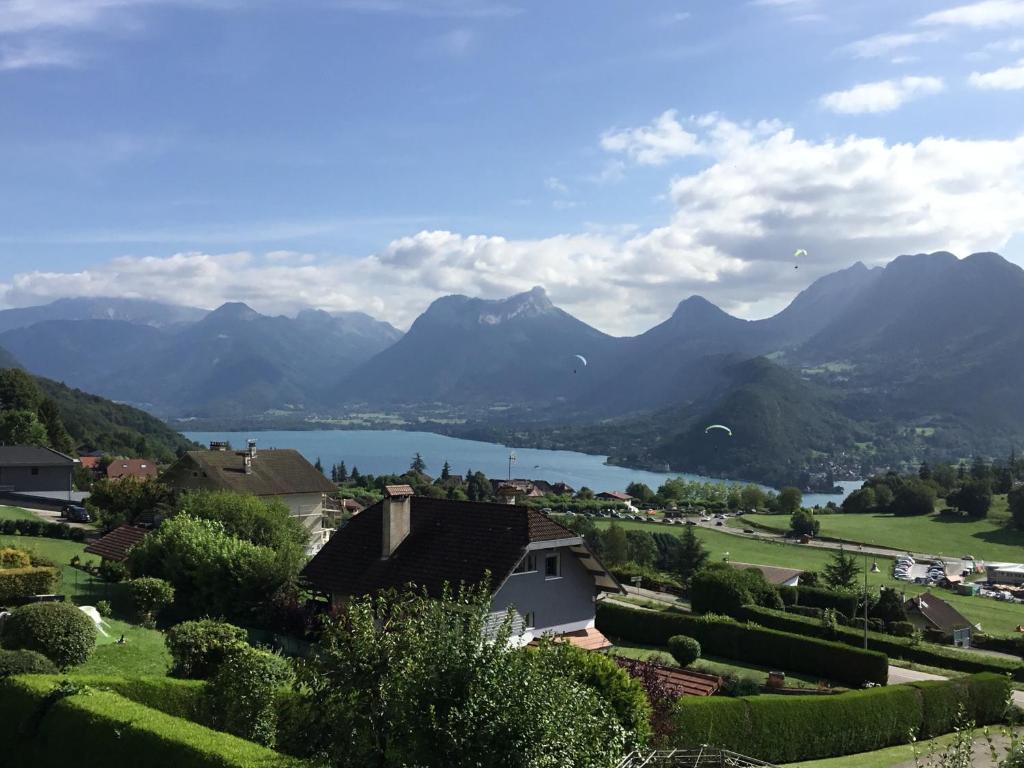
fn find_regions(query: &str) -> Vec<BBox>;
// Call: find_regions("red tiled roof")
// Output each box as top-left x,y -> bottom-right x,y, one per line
79,457 -> 101,470
384,484 -> 414,497
619,658 -> 722,697
84,525 -> 150,562
560,627 -> 612,651
107,459 -> 158,480
302,497 -> 577,598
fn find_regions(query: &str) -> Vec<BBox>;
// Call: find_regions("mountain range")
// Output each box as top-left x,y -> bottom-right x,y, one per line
2,250 -> 1022,485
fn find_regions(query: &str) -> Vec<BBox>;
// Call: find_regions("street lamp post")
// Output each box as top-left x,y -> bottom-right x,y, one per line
863,548 -> 880,650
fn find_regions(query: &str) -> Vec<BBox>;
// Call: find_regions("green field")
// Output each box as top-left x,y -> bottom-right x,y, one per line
783,732 -> 967,768
0,505 -> 44,522
76,617 -> 172,676
593,519 -> 1024,636
743,496 -> 1024,563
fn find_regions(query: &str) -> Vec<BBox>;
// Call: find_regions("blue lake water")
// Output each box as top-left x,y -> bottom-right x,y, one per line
184,429 -> 860,506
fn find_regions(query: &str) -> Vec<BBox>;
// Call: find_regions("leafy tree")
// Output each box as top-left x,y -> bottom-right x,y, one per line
314,456 -> 324,475
128,576 -> 175,627
0,410 -> 49,447
873,483 -> 895,512
466,471 -> 491,502
563,515 -> 602,557
1009,485 -> 1024,530
675,524 -> 708,585
36,398 -> 74,454
410,452 -> 427,474
823,547 -> 861,591
176,490 -> 308,556
789,508 -> 820,536
447,487 -> 469,501
667,635 -> 701,667
689,564 -> 781,615
165,619 -> 248,679
441,461 -> 451,481
739,484 -> 767,511
577,486 -> 595,501
0,368 -> 42,412
625,482 -> 655,504
207,645 -> 292,748
842,487 -> 876,514
970,455 -> 991,483
891,481 -> 936,517
726,487 -> 741,511
350,465 -> 361,482
293,585 -> 630,768
601,522 -> 629,566
337,461 -> 348,482
86,477 -> 173,530
948,479 -> 993,519
625,530 -> 657,568
871,587 -> 907,624
918,462 -> 932,481
931,463 -> 958,495
777,486 -> 802,516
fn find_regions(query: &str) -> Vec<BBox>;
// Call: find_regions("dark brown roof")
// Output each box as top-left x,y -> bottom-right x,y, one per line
908,592 -> 973,633
162,449 -> 337,497
302,496 -> 577,598
84,525 -> 150,562
384,484 -> 414,497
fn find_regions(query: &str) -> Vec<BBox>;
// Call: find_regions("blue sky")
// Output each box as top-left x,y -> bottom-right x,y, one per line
2,0 -> 1024,334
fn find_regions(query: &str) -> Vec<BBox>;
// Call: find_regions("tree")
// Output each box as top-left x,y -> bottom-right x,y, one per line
337,461 -> 348,483
36,398 -> 74,454
314,456 -> 324,475
918,462 -> 932,481
739,484 -> 767,512
625,530 -> 657,568
577,487 -> 595,501
873,483 -> 895,512
891,481 -> 935,517
625,482 -> 655,504
177,490 -> 308,557
1009,485 -> 1024,530
207,645 -> 292,748
931,463 -> 957,495
667,635 -> 701,667
970,455 -> 991,482
466,471 -> 491,502
128,576 -> 175,627
293,586 -> 630,768
675,525 -> 709,585
350,465 -> 361,482
948,479 -> 993,519
689,564 -> 781,615
871,587 -> 907,624
0,410 -> 48,447
823,547 -> 861,591
601,522 -> 628,566
440,461 -> 451,481
410,452 -> 427,474
165,619 -> 248,679
0,368 -> 42,413
789,508 -> 820,536
86,477 -> 173,530
842,487 -> 876,514
777,487 -> 803,516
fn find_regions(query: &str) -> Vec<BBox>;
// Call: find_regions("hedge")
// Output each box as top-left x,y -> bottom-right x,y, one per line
779,584 -> 858,617
670,673 -> 1009,764
0,566 -> 59,603
0,519 -> 87,542
596,602 -> 888,686
61,675 -> 207,722
0,676 -> 312,768
737,604 -> 1024,680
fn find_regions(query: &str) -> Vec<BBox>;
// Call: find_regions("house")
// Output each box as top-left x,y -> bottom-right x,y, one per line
0,446 -> 78,495
161,440 -> 337,555
84,525 -> 151,563
302,485 -> 624,646
730,562 -> 802,588
106,459 -> 158,481
78,456 -> 102,473
489,478 -> 545,498
986,562 -> 1024,586
597,490 -> 637,511
905,592 -> 974,647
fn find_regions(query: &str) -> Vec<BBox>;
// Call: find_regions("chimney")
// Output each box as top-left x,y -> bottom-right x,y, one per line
496,484 -> 517,506
244,454 -> 253,475
382,484 -> 413,558
209,441 -> 229,452
247,438 -> 257,461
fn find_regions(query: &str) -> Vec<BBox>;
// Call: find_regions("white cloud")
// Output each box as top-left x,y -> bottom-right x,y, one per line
918,0 -> 1024,28
544,176 -> 568,195
8,116 -> 1024,335
331,0 -> 520,18
0,38 -> 80,70
970,57 -> 1024,87
431,26 -> 476,56
819,76 -> 945,114
844,30 -> 946,58
601,110 -> 704,166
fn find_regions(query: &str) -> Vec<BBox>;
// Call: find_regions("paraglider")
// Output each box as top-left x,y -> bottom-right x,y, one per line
705,424 -> 733,436
794,248 -> 807,270
573,354 -> 588,374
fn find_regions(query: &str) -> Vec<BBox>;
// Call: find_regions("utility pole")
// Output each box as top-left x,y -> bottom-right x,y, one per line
508,451 -> 516,482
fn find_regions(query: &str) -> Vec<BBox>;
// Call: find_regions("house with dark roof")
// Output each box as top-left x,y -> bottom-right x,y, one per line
303,486 -> 624,646
161,440 -> 337,555
730,562 -> 802,587
905,592 -> 974,647
0,446 -> 78,495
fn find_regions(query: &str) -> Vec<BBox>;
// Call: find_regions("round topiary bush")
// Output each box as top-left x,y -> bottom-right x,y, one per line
667,634 -> 702,667
0,648 -> 58,677
166,619 -> 247,679
1,602 -> 96,669
207,645 -> 292,748
128,577 -> 175,626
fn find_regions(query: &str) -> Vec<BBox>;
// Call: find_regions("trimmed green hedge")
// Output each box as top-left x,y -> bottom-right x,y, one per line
0,676 -> 311,768
737,604 -> 1024,680
779,584 -> 858,617
0,519 -> 87,542
596,602 -> 888,686
0,566 -> 59,603
61,675 -> 207,722
671,673 -> 1009,764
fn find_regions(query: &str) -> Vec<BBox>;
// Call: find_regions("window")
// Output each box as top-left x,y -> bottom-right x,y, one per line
522,611 -> 535,629
513,553 -> 537,574
30,467 -> 39,476
544,553 -> 560,579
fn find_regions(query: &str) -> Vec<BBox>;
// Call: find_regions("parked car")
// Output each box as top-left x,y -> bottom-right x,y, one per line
61,504 -> 91,523
742,528 -> 755,534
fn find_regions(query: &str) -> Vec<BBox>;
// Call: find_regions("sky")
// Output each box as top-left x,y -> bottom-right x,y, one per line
2,0 -> 1024,335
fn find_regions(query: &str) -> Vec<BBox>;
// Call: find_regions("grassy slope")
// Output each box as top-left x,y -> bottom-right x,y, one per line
0,506 -> 43,522
593,519 -> 1024,636
782,733 -> 962,768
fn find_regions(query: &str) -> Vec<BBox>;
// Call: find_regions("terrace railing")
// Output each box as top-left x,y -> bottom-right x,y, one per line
616,747 -> 778,768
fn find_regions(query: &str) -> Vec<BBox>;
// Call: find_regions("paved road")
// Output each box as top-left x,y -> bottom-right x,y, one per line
621,584 -> 691,611
887,664 -> 947,685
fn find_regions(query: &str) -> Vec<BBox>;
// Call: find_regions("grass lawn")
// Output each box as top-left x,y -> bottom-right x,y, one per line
0,505 -> 44,522
743,496 -> 1024,563
782,733 -> 961,768
593,519 -> 1024,636
76,617 -> 172,677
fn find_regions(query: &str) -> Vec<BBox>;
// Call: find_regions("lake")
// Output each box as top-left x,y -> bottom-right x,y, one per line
184,429 -> 860,506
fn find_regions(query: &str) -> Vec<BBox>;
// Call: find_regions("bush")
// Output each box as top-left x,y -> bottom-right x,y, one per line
0,547 -> 31,569
0,648 -> 57,677
779,584 -> 859,617
889,621 -> 916,637
165,619 -> 247,679
95,600 -> 112,618
1,602 -> 96,669
596,602 -> 888,686
128,577 -> 175,626
737,604 -> 1024,680
0,519 -> 85,543
98,560 -> 128,583
667,635 -> 701,667
690,565 -> 782,617
719,673 -> 761,697
0,567 -> 59,603
787,605 -> 824,619
0,675 -> 310,768
669,673 -> 1008,764
206,645 -> 292,748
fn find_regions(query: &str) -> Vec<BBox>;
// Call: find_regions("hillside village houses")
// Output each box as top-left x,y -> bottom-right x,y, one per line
161,440 -> 336,555
303,484 -> 624,648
